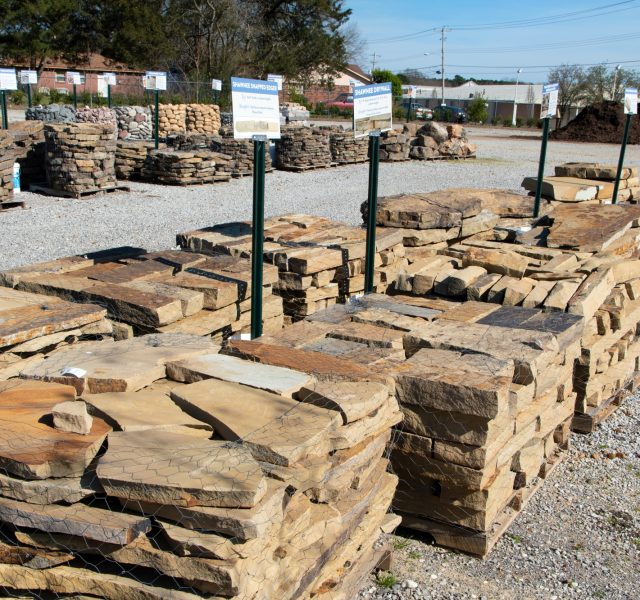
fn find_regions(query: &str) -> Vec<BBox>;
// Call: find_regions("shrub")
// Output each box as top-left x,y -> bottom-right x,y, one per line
515,117 -> 524,127
526,117 -> 536,128
288,91 -> 311,109
467,97 -> 488,123
9,90 -> 25,105
501,117 -> 512,127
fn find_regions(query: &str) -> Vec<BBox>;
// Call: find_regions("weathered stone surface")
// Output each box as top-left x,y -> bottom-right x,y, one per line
467,273 -> 502,301
52,400 -> 93,435
326,321 -> 405,349
123,280 -> 205,316
521,176 -> 599,201
166,353 -> 313,396
170,379 -> 339,466
0,472 -> 94,505
97,430 -> 267,508
20,334 -> 217,394
389,347 -> 513,418
436,301 -> 500,323
438,266 -> 487,297
463,247 -> 529,278
502,277 -> 535,306
0,381 -> 111,479
543,279 -> 583,312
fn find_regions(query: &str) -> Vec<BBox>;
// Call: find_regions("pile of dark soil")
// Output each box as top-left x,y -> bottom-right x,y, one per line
550,101 -> 639,144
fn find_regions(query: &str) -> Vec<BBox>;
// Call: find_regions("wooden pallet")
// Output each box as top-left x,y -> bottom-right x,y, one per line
0,200 -> 26,211
276,164 -> 334,172
420,154 -> 478,161
572,372 -> 640,433
29,184 -> 130,200
230,168 -> 274,178
397,449 -> 566,557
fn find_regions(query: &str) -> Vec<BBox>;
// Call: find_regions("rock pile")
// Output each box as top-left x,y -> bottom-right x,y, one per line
330,129 -> 369,164
410,122 -> 477,160
115,140 -> 161,180
212,129 -> 273,176
185,103 -> 221,134
155,103 -> 187,136
8,121 -> 46,188
275,126 -> 333,171
0,333 -> 399,599
44,123 -> 117,195
141,149 -> 232,185
0,248 -> 285,342
26,104 -> 76,123
75,107 -> 117,126
522,161 -> 640,203
178,214 -> 407,322
379,127 -> 411,162
0,131 -> 15,203
114,106 -> 153,140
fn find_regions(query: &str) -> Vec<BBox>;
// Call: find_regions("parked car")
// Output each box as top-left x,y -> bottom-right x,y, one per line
415,106 -> 433,120
432,105 -> 467,123
326,93 -> 354,110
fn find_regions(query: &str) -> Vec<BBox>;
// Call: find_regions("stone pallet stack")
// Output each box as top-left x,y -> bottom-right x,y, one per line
114,106 -> 153,140
0,334 -> 400,599
281,102 -> 310,122
141,149 -> 232,185
0,131 -> 14,203
275,126 -> 333,171
522,162 -> 640,204
410,122 -> 477,160
154,103 -> 187,136
8,121 -> 46,188
26,104 -> 76,123
44,123 -> 117,194
0,285 -> 113,381
185,103 -> 221,134
329,130 -> 369,164
234,292 -> 579,556
379,127 -> 411,162
115,140 -> 163,180
75,107 -> 117,126
0,248 -> 285,343
178,214 -> 408,322
213,129 -> 274,176
372,190 -> 640,433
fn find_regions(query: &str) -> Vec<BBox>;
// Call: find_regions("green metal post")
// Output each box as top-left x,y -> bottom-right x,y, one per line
154,90 -> 160,150
26,84 -> 32,108
251,136 -> 267,339
612,113 -> 633,204
107,84 -> 112,108
406,101 -> 411,123
72,84 -> 77,109
533,117 -> 551,218
1,91 -> 7,130
365,132 -> 381,294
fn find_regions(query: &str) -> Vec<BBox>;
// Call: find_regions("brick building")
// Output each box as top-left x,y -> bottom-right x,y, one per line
286,64 -> 372,105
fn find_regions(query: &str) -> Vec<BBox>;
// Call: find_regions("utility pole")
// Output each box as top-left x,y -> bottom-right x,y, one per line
440,27 -> 447,107
371,52 -> 380,75
512,68 -> 523,126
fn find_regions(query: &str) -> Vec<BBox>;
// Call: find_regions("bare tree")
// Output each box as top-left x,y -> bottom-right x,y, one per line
548,64 -> 586,126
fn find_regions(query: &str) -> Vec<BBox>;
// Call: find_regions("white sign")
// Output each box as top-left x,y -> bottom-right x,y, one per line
103,72 -> 117,86
405,86 -> 416,98
66,71 -> 82,85
211,79 -> 222,91
19,70 -> 38,85
624,87 -> 638,115
0,68 -> 18,91
353,82 -> 393,138
231,77 -> 281,140
267,74 -> 284,91
541,82 -> 559,119
144,71 -> 167,91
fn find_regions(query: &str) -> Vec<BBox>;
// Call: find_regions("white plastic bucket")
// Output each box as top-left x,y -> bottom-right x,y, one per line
12,163 -> 21,193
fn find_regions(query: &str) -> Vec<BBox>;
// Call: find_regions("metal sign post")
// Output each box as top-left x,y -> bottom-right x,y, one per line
364,131 -> 381,293
250,135 -> 267,339
72,84 -> 77,109
613,87 -> 638,204
533,82 -> 559,218
0,68 -> 18,128
20,71 -> 37,108
154,90 -> 160,150
107,84 -> 112,108
0,91 -> 7,130
26,84 -> 32,108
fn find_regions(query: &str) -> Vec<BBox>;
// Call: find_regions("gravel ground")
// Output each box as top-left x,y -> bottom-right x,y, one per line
358,395 -> 640,600
0,128 -> 628,270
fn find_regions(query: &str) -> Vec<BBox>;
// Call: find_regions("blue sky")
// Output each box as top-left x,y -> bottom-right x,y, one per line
346,0 -> 640,82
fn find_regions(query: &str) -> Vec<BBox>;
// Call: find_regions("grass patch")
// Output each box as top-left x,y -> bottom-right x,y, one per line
376,571 -> 398,589
507,533 -> 523,543
392,538 -> 411,551
408,550 -> 421,559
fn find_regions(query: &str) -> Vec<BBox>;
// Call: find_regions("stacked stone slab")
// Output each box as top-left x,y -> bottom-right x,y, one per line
115,140 -> 162,180
0,248 -> 285,343
141,149 -> 232,185
213,129 -> 273,176
114,106 -> 153,140
185,103 -> 221,134
26,104 -> 76,123
8,121 -> 46,188
379,127 -> 411,162
75,106 -> 117,126
44,123 -> 117,194
0,285 -> 112,381
0,131 -> 15,203
522,162 -> 640,204
235,292 -> 578,556
329,129 -> 369,164
178,214 -> 408,322
281,102 -> 310,122
275,126 -> 333,171
410,122 -> 477,160
154,103 -> 187,136
0,335 -> 399,599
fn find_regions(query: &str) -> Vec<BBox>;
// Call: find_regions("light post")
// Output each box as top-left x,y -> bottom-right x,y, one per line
613,64 -> 622,101
512,68 -> 523,126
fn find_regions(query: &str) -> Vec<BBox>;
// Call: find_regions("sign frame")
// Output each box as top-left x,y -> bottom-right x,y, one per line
624,87 -> 638,115
267,74 -> 284,91
66,71 -> 82,85
540,82 -> 559,119
144,71 -> 167,91
0,68 -> 18,91
353,82 -> 393,139
211,79 -> 222,92
19,70 -> 38,85
230,77 -> 281,140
